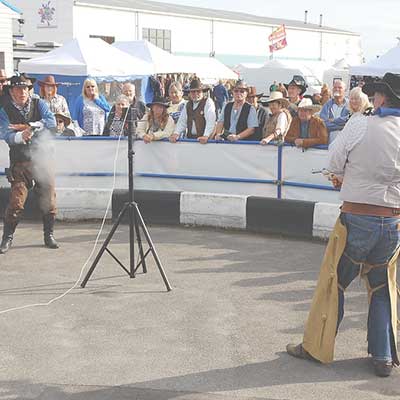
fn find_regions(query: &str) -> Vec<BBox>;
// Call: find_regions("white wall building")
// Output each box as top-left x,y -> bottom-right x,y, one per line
0,0 -> 20,74
12,0 -> 363,66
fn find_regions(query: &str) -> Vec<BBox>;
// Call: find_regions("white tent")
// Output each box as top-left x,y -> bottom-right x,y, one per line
19,38 -> 153,78
350,43 -> 400,77
113,40 -> 177,74
174,55 -> 238,83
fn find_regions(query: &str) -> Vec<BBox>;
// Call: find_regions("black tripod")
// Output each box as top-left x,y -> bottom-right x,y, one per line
80,107 -> 172,291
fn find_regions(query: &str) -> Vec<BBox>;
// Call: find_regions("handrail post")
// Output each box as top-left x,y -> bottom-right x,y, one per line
277,144 -> 283,199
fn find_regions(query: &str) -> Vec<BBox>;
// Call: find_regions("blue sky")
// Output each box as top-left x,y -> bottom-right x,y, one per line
156,0 -> 400,61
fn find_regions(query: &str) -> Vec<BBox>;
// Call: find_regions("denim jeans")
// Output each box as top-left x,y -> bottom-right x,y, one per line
337,213 -> 400,362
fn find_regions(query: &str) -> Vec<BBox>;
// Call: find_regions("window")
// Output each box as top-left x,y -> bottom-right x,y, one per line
89,35 -> 115,44
142,28 -> 171,52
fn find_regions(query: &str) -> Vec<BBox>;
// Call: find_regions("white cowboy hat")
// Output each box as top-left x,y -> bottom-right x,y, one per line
264,91 -> 290,108
297,98 -> 321,113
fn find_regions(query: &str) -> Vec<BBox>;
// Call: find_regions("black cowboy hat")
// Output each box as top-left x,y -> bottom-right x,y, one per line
189,78 -> 208,92
146,95 -> 170,108
7,75 -> 34,89
362,73 -> 400,102
284,75 -> 308,95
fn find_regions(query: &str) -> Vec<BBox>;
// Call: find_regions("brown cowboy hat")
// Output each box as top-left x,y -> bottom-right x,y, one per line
0,69 -> 9,82
54,112 -> 71,126
38,75 -> 60,87
247,86 -> 263,98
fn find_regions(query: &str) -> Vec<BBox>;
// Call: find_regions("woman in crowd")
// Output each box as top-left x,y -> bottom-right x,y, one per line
167,82 -> 186,125
103,95 -> 131,136
137,96 -> 175,143
39,75 -> 70,116
73,78 -> 110,135
260,91 -> 292,145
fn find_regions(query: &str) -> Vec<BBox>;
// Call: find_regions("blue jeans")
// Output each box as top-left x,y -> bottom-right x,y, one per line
337,213 -> 400,362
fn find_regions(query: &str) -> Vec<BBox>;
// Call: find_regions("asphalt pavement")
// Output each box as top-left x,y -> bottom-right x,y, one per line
0,222 -> 398,399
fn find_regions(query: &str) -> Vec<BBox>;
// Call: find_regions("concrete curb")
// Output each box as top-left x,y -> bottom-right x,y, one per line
0,188 -> 339,239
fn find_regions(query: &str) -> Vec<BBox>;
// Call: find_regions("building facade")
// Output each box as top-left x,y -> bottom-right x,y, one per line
0,0 -> 20,74
12,0 -> 363,66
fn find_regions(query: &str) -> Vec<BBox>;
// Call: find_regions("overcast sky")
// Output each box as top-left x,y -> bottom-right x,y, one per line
156,0 -> 400,61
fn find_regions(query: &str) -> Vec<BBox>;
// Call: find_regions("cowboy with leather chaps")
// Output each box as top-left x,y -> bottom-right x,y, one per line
0,75 -> 58,254
286,73 -> 400,377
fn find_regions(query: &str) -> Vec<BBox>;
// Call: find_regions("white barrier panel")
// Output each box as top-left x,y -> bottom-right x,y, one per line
0,138 -> 340,203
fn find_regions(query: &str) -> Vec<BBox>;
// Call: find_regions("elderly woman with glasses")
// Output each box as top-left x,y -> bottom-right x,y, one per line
73,78 -> 110,135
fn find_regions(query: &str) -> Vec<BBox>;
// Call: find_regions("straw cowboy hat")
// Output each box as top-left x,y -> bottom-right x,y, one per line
297,97 -> 320,113
362,72 -> 400,102
264,91 -> 290,108
146,95 -> 170,108
38,75 -> 60,87
54,112 -> 71,126
284,75 -> 308,96
247,86 -> 264,98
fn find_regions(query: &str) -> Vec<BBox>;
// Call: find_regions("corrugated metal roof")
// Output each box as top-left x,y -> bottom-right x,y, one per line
75,0 -> 356,35
0,0 -> 21,14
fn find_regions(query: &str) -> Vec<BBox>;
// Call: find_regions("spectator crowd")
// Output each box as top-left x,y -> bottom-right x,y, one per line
0,69 -> 374,151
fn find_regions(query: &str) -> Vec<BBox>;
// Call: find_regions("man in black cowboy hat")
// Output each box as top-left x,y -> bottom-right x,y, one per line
0,75 -> 58,254
170,78 -> 216,144
214,80 -> 259,141
287,73 -> 400,378
285,75 -> 308,117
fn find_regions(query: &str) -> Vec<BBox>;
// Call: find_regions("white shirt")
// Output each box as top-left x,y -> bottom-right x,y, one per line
175,97 -> 216,137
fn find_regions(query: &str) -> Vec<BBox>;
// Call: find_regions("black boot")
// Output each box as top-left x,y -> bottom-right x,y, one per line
0,220 -> 18,254
43,214 -> 59,249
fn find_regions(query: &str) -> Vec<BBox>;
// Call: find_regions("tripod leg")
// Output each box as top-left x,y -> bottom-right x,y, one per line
134,204 -> 172,291
128,203 -> 136,278
134,208 -> 147,274
81,203 -> 129,288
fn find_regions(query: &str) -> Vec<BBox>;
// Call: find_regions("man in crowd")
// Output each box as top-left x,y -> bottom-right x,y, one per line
247,86 -> 268,141
122,82 -> 146,121
170,78 -> 216,144
0,75 -> 58,253
0,69 -> 10,107
213,79 -> 229,117
285,98 -> 327,149
319,79 -> 350,144
214,81 -> 258,141
286,72 -> 400,378
285,75 -> 308,117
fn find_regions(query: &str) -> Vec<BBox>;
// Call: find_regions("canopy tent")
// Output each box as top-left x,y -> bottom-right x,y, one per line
350,43 -> 400,77
174,55 -> 238,83
113,40 -> 177,74
18,38 -> 153,111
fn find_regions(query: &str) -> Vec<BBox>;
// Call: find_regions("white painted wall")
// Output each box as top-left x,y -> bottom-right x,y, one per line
12,0 -> 73,45
0,3 -> 19,74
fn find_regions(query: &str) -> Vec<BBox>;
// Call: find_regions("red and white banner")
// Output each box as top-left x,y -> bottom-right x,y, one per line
269,25 -> 287,53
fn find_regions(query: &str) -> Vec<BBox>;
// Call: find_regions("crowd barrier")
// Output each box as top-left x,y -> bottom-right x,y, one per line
0,137 -> 340,204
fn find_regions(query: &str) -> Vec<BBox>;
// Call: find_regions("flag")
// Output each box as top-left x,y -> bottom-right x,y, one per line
269,25 -> 287,53
269,38 -> 287,53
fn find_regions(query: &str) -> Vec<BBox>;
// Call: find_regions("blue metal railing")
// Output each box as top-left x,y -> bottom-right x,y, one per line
1,137 -> 336,195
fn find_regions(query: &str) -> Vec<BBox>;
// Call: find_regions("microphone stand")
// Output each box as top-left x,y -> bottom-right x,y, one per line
80,106 -> 171,291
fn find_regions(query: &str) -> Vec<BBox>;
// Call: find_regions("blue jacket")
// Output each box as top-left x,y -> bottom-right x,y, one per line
213,84 -> 229,106
0,98 -> 56,145
73,94 -> 111,129
319,98 -> 350,132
